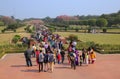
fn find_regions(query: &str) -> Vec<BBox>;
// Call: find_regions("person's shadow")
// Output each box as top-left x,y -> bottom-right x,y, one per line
11,64 -> 39,73
11,65 -> 26,67
21,69 -> 39,73
55,66 -> 71,69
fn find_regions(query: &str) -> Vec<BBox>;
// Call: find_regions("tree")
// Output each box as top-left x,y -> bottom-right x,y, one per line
43,16 -> 53,24
7,23 -> 18,30
96,18 -> 108,33
0,16 -> 16,25
96,18 -> 108,27
88,19 -> 96,27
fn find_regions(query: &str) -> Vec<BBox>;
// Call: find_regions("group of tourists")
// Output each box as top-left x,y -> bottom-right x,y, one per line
67,41 -> 96,70
24,29 -> 96,72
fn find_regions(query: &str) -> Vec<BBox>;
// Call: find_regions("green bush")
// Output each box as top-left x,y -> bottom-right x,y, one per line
49,28 -> 55,33
76,41 -> 97,50
0,50 -> 5,58
97,50 -> 120,54
103,28 -> 107,33
12,35 -> 21,44
98,44 -> 120,50
88,28 -> 91,33
94,44 -> 120,54
64,27 -> 68,31
0,43 -> 28,58
1,29 -> 5,33
28,29 -> 32,33
68,34 -> 78,41
13,29 -> 16,32
5,49 -> 26,53
75,28 -> 79,32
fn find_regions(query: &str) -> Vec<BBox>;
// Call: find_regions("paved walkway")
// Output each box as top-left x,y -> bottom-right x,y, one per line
0,53 -> 120,79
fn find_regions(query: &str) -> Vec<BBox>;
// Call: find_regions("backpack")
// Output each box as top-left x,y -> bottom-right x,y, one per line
48,54 -> 54,62
44,54 -> 48,63
70,53 -> 76,61
39,53 -> 44,62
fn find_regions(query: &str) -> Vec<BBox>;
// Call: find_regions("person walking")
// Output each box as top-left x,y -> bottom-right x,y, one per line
48,51 -> 54,72
82,48 -> 86,64
32,44 -> 36,57
90,48 -> 96,64
57,52 -> 61,64
38,50 -> 44,72
35,49 -> 40,65
85,52 -> 89,65
75,49 -> 79,65
70,50 -> 76,70
79,55 -> 83,66
24,47 -> 32,67
60,49 -> 65,64
43,52 -> 49,72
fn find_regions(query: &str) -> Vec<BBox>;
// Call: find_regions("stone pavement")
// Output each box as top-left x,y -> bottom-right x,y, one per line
0,53 -> 120,79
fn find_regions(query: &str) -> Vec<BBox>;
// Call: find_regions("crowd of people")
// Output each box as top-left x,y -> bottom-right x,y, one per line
67,41 -> 96,70
24,30 -> 96,73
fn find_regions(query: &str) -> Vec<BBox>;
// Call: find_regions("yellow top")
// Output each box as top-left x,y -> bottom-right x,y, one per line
90,52 -> 96,59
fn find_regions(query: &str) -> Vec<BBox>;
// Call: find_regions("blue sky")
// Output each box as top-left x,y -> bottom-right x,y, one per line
0,0 -> 120,19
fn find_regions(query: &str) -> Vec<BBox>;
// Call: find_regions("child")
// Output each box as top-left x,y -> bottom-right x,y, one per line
57,52 -> 61,64
35,49 -> 40,65
79,55 -> 83,66
90,48 -> 96,64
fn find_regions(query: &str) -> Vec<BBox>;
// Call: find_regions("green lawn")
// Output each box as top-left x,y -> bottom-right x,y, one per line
55,32 -> 120,45
16,26 -> 26,32
0,33 -> 30,45
0,26 -> 5,33
107,29 -> 120,32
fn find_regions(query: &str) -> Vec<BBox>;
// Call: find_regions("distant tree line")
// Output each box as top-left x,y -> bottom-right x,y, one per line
0,10 -> 119,33
42,10 -> 120,28
0,16 -> 25,33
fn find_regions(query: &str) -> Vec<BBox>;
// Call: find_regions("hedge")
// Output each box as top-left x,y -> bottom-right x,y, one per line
0,50 -> 5,59
97,50 -> 120,54
63,41 -> 120,54
0,44 -> 27,59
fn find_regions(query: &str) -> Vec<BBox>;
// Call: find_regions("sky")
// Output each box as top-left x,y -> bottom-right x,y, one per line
0,0 -> 120,19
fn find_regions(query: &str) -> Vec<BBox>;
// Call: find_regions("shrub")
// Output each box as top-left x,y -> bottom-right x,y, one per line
13,29 -> 16,32
64,27 -> 68,31
75,28 -> 79,32
95,44 -> 120,54
97,50 -> 120,54
5,49 -> 26,53
1,29 -> 5,33
0,51 -> 5,59
103,28 -> 107,33
49,28 -> 55,33
28,29 -> 32,33
76,41 -> 98,50
67,34 -> 78,41
88,28 -> 91,33
24,28 -> 26,31
12,35 -> 21,44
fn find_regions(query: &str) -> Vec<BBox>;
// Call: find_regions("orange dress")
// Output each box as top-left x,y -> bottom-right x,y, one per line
90,52 -> 96,60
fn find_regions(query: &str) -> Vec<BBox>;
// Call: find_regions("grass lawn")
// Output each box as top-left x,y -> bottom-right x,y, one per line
0,26 -> 5,33
16,26 -> 26,32
55,32 -> 120,45
107,29 -> 120,32
0,33 -> 30,45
